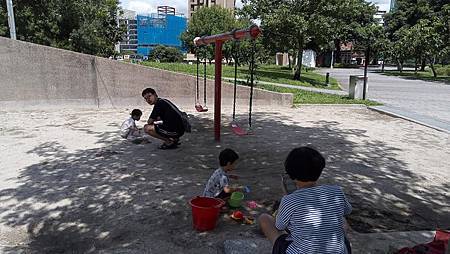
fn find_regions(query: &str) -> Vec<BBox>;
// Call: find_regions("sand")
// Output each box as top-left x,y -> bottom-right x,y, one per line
0,104 -> 449,253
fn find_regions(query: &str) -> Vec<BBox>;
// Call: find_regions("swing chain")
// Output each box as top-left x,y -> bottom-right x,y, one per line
248,38 -> 257,131
196,46 -> 200,103
232,41 -> 240,121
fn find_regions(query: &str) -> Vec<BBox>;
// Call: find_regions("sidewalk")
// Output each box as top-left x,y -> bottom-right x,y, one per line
222,77 -> 348,96
227,75 -> 450,133
370,106 -> 450,133
317,68 -> 450,134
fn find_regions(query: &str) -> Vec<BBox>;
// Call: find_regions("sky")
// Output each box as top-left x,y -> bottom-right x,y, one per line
119,0 -> 391,16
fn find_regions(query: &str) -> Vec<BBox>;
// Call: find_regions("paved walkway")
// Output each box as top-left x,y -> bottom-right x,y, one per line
222,77 -> 348,96
318,67 -> 450,133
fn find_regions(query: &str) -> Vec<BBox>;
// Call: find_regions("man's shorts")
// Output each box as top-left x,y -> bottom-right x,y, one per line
155,124 -> 184,139
272,234 -> 292,254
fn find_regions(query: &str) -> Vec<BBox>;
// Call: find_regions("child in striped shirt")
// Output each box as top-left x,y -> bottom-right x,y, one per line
258,147 -> 352,254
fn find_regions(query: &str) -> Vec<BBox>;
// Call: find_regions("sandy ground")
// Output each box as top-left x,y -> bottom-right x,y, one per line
0,104 -> 449,253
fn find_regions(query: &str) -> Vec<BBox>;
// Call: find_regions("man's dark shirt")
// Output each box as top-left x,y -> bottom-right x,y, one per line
150,98 -> 184,133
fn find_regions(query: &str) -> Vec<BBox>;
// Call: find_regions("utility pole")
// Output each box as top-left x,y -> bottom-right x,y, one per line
6,0 -> 17,39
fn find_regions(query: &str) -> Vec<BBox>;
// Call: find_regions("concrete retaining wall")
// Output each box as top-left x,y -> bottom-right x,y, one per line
0,37 -> 292,109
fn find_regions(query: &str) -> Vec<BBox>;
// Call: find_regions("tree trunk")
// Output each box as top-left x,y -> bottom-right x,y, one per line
429,57 -> 437,78
330,50 -> 334,69
420,59 -> 426,71
397,59 -> 403,73
294,48 -> 303,80
334,39 -> 341,63
291,51 -> 297,75
363,47 -> 369,100
288,52 -> 291,69
414,57 -> 418,74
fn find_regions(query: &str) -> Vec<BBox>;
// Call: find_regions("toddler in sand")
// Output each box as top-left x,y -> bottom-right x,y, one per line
120,109 -> 149,143
203,148 -> 241,199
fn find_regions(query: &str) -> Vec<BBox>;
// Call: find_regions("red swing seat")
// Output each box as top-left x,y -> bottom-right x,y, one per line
195,103 -> 208,112
230,122 -> 248,136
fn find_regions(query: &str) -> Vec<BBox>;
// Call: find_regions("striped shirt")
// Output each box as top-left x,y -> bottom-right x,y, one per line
276,185 -> 352,254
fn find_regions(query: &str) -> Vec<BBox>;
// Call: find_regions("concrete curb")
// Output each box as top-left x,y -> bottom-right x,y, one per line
369,106 -> 450,134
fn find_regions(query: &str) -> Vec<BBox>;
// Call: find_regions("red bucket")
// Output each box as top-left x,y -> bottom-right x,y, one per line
189,196 -> 225,231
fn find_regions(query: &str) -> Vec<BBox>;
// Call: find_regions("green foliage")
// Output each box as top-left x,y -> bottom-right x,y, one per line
435,66 -> 450,76
0,0 -> 124,57
0,5 -> 7,36
148,45 -> 184,63
181,6 -> 246,62
378,70 -> 450,83
384,0 -> 449,73
258,84 -> 381,106
140,62 -> 341,90
334,63 -> 360,68
241,0 -> 377,79
139,62 -> 374,104
181,5 -> 271,77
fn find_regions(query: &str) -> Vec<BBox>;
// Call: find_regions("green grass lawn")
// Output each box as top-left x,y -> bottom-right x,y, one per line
259,84 -> 381,106
140,62 -> 341,90
376,70 -> 450,84
139,61 -> 381,105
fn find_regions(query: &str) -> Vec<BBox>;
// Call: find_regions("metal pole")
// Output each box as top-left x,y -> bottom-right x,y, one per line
6,0 -> 17,40
330,51 -> 334,69
214,40 -> 223,141
363,47 -> 369,100
325,72 -> 330,86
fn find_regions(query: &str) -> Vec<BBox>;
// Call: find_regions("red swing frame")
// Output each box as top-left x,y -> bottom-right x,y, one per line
194,25 -> 261,141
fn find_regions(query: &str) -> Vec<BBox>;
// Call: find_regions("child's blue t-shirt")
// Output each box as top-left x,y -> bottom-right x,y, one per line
276,185 -> 352,254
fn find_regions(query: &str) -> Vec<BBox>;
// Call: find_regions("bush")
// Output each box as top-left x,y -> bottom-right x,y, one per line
334,63 -> 360,68
149,45 -> 184,63
435,66 -> 450,76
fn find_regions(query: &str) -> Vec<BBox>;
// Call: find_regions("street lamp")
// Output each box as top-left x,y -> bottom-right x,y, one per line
5,0 -> 17,40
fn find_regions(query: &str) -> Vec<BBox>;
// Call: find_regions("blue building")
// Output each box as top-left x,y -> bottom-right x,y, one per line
137,7 -> 187,57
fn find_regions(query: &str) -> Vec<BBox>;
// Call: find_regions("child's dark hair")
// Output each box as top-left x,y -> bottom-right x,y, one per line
284,146 -> 325,181
142,88 -> 157,97
131,109 -> 142,117
219,148 -> 239,167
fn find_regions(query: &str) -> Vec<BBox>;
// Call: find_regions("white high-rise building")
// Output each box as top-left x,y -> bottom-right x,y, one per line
115,9 -> 138,54
188,0 -> 235,18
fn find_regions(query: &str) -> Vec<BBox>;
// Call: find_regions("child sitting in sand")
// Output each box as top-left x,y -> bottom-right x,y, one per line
258,146 -> 352,254
120,109 -> 148,143
203,148 -> 241,199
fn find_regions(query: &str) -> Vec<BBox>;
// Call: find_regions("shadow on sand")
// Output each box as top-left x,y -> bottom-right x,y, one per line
0,111 -> 448,253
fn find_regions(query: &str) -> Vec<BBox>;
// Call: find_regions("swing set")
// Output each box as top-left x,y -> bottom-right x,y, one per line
193,25 -> 261,141
195,47 -> 208,112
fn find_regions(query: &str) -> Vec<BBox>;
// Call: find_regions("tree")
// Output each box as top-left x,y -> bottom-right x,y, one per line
148,45 -> 184,63
0,0 -> 124,57
408,19 -> 444,77
181,6 -> 241,63
0,5 -> 7,36
241,0 -> 376,80
384,0 -> 449,75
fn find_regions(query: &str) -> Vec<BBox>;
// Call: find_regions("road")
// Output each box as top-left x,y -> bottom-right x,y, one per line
318,67 -> 450,132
